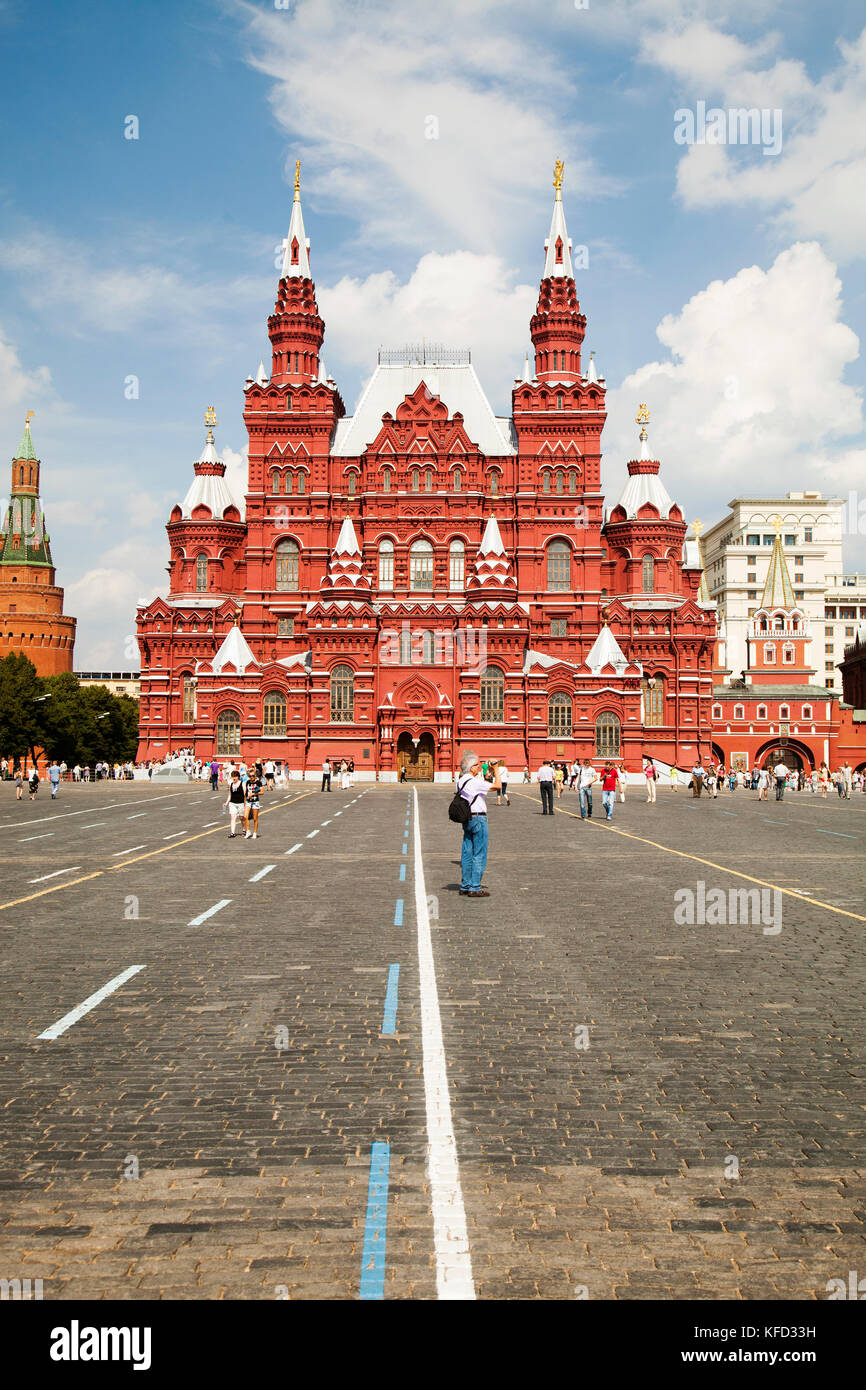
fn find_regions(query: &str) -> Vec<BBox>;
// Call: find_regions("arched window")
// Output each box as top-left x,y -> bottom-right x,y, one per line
547,540 -> 570,591
425,468 -> 434,492
757,704 -> 768,720
595,712 -> 620,757
195,554 -> 208,593
399,627 -> 412,665
763,643 -> 776,664
775,615 -> 785,631
347,472 -> 357,497
779,704 -> 790,721
759,616 -> 768,632
411,469 -> 420,492
378,539 -> 394,590
263,691 -> 286,736
409,539 -> 434,591
802,704 -> 812,720
542,471 -> 551,494
449,539 -> 465,590
275,539 -> 300,591
712,704 -> 723,720
330,664 -> 354,722
182,675 -> 196,724
382,468 -> 392,493
548,692 -> 572,736
642,555 -> 655,593
556,393 -> 564,410
480,666 -> 504,722
422,631 -> 435,663
734,704 -> 745,720
269,470 -> 279,494
453,468 -> 462,492
555,470 -> 563,494
490,471 -> 500,496
568,471 -> 577,494
783,643 -> 795,664
284,472 -> 293,494
642,676 -> 664,726
216,709 -> 240,756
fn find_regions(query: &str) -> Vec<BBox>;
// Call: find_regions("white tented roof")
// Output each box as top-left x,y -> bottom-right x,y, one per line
180,438 -> 243,519
209,626 -> 259,674
608,470 -> 676,521
585,625 -> 630,674
332,363 -> 515,457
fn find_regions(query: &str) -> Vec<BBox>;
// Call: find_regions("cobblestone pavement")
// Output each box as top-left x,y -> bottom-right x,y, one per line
0,779 -> 863,1300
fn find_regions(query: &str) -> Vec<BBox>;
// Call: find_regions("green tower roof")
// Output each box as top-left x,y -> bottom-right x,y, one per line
15,417 -> 37,462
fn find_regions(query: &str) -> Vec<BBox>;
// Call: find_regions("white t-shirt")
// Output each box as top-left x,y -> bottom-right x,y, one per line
264,761 -> 275,774
578,766 -> 598,788
459,774 -> 490,814
322,762 -> 331,773
774,762 -> 788,779
538,763 -> 554,782
498,766 -> 509,783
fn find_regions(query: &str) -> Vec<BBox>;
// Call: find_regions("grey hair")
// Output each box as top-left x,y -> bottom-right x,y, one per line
459,749 -> 479,774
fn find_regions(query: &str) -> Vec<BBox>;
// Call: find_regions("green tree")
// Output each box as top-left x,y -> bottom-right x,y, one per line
0,653 -> 45,769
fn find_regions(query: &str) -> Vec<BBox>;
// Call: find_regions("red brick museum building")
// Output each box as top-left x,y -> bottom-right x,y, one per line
135,170 -> 721,778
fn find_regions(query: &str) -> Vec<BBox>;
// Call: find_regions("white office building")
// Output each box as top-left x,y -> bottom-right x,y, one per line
700,492 -> 866,691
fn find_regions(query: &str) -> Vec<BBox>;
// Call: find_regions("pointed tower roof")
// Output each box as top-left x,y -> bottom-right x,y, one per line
542,159 -> 574,279
320,517 -> 371,595
759,518 -> 796,609
15,414 -> 37,461
179,409 -> 243,520
585,623 -> 629,674
608,407 -> 677,521
466,515 -> 516,597
586,351 -> 599,384
210,623 -> 259,674
521,354 -> 532,384
280,159 -> 311,279
255,361 -> 268,386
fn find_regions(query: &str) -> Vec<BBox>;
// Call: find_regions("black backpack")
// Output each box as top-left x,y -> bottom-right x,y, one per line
448,775 -> 471,825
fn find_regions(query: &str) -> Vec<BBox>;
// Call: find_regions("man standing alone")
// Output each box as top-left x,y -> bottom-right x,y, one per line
321,758 -> 332,792
538,759 -> 555,815
578,759 -> 598,819
456,750 -> 497,897
48,761 -> 61,799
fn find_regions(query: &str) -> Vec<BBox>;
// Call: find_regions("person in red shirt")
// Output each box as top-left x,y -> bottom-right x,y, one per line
601,762 -> 618,820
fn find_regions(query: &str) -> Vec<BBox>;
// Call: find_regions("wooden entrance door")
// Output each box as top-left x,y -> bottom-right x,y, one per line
397,732 -> 435,781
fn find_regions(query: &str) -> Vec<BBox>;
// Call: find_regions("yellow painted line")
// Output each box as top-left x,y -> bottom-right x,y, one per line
0,791 -> 317,915
512,792 -> 866,925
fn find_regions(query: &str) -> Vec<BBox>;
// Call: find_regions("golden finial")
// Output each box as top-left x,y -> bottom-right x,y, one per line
770,513 -> 783,534
553,159 -> 564,199
294,160 -> 301,202
692,518 -> 703,538
25,410 -> 34,426
635,403 -> 651,426
204,405 -> 217,443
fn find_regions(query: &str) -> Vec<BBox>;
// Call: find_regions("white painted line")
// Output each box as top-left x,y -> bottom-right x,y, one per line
201,821 -> 222,828
321,819 -> 332,826
29,866 -> 82,884
333,812 -> 342,817
112,845 -> 146,857
0,791 -> 182,833
38,965 -> 146,1041
188,898 -> 232,926
412,786 -> 475,1300
306,829 -> 319,839
82,823 -> 106,829
163,831 -> 186,840
18,833 -> 54,842
127,813 -> 147,820
285,843 -> 302,856
249,864 -> 276,882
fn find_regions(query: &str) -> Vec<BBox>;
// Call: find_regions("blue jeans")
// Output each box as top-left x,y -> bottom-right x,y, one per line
602,790 -> 615,819
461,815 -> 489,890
578,787 -> 593,818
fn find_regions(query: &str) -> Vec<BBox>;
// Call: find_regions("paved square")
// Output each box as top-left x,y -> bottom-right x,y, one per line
0,778 -> 863,1299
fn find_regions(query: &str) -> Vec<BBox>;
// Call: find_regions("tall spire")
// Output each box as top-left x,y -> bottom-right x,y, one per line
1,412 -> 53,567
280,159 -> 311,279
16,411 -> 37,462
759,516 -> 796,609
543,159 -> 574,279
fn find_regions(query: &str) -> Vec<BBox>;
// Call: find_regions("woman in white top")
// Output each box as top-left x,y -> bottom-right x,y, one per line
496,764 -> 510,807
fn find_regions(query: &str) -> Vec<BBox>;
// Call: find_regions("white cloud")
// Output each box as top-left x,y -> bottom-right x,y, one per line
642,21 -> 866,261
0,327 -> 52,422
66,565 -> 161,669
605,242 -> 864,548
241,0 -> 615,258
222,445 -> 248,516
319,251 -> 537,410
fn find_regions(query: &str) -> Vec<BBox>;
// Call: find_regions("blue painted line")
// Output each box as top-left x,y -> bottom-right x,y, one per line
399,864 -> 406,882
394,899 -> 404,926
381,963 -> 400,1034
720,811 -> 737,817
816,828 -> 857,839
359,1141 -> 390,1301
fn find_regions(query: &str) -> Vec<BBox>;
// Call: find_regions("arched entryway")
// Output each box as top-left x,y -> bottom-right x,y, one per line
756,741 -> 811,775
397,731 -> 435,781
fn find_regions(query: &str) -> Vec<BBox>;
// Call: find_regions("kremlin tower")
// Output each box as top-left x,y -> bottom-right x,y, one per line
0,414 -> 76,675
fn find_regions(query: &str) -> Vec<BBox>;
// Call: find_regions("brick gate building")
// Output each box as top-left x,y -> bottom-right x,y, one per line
136,168 -> 718,778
